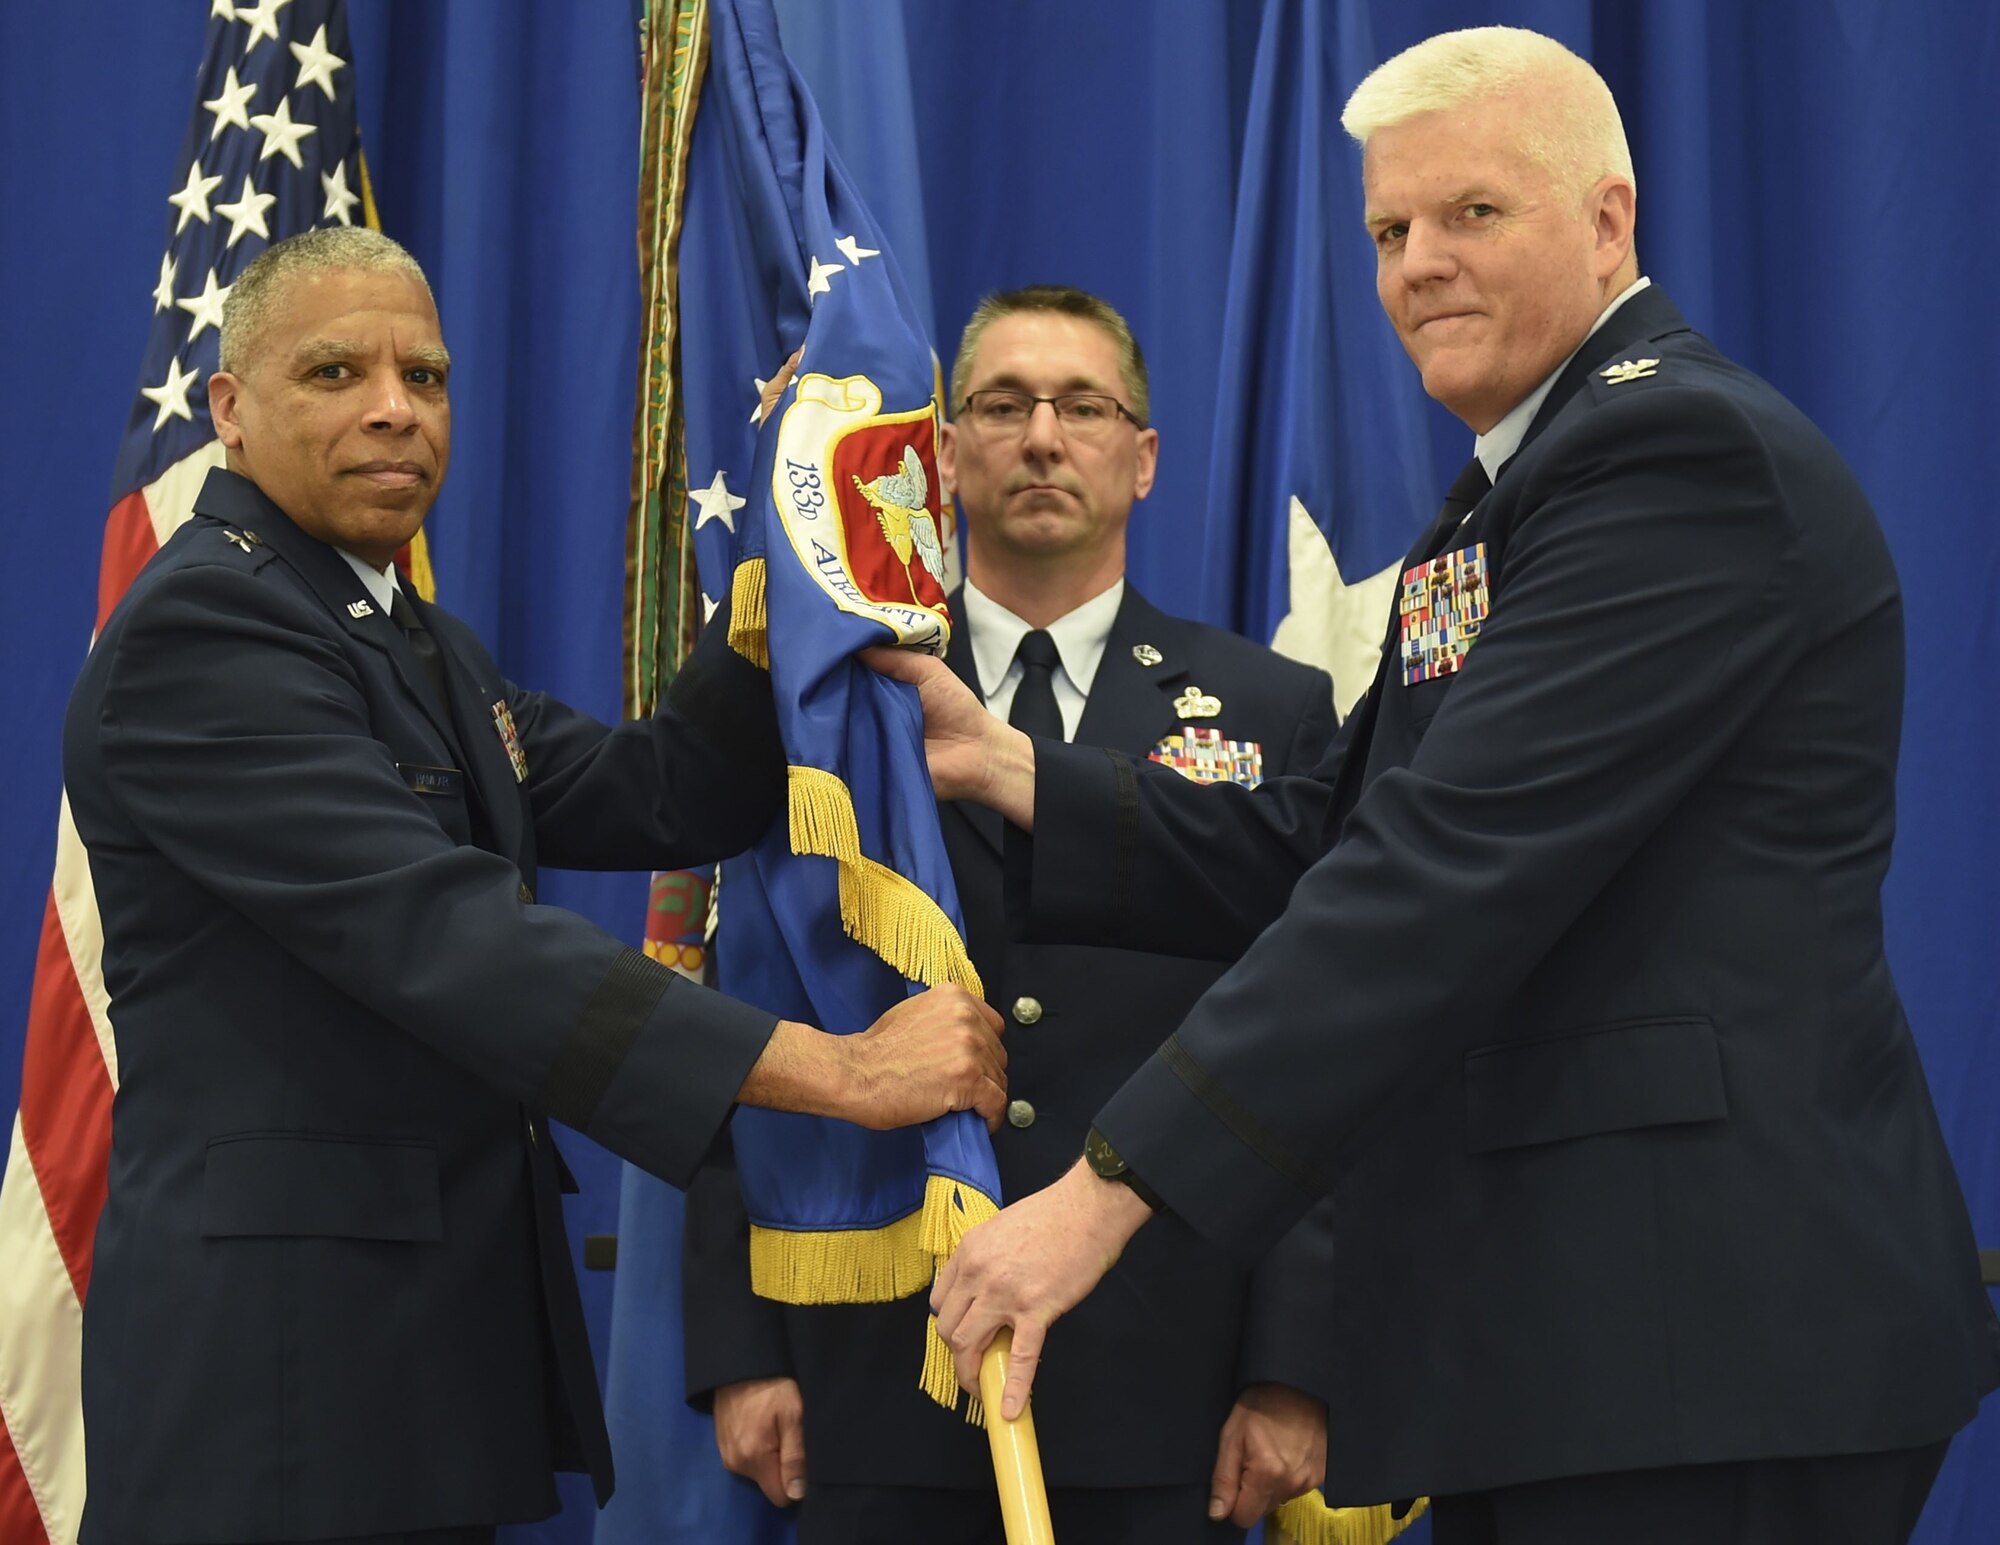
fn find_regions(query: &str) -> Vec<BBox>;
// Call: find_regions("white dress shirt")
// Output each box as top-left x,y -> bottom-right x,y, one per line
961,577 -> 1125,743
338,547 -> 404,614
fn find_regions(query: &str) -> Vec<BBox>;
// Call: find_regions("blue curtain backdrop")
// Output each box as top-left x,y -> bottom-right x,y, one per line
1,4 -> 1991,1544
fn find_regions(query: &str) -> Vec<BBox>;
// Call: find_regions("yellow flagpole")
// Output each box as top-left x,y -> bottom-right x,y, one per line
981,1332 -> 1054,1544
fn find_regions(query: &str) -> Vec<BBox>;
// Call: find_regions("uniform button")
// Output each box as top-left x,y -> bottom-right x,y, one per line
1011,995 -> 1043,1025
518,882 -> 535,903
1006,1099 -> 1036,1129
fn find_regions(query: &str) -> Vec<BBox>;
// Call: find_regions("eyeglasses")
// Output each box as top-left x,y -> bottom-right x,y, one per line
958,390 -> 1146,437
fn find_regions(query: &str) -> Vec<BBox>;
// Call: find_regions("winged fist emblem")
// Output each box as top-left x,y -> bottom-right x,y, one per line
852,444 -> 945,603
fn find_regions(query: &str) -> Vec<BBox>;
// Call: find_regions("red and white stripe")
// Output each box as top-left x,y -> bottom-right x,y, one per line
0,444 -> 222,1545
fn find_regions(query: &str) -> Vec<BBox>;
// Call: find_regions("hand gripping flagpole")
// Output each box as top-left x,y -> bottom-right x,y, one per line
982,1334 -> 1054,1544
655,1 -> 1059,1534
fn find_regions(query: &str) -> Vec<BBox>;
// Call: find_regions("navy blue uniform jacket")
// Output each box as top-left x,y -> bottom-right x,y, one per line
1024,289 -> 2000,1504
64,468 -> 785,1543
681,586 -> 1342,1489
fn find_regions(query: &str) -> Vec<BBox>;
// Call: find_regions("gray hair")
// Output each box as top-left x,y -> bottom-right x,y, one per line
1341,26 -> 1634,204
949,285 -> 1150,428
218,227 -> 434,373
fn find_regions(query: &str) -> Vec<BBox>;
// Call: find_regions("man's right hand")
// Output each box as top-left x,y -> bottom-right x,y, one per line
713,1376 -> 807,1507
738,985 -> 1006,1130
843,984 -> 1008,1131
864,647 -> 1037,828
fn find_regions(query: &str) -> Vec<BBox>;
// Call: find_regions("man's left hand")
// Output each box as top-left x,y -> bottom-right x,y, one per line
1207,1382 -> 1328,1526
930,1158 -> 1152,1420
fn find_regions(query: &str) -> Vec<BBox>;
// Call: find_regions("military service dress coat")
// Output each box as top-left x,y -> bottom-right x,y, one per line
65,468 -> 785,1543
681,584 -> 1342,1490
1023,287 -> 2000,1506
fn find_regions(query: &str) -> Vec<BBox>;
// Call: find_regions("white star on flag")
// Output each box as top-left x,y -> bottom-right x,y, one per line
236,0 -> 293,51
806,255 -> 843,300
289,24 -> 346,99
202,66 -> 257,141
750,376 -> 771,424
215,176 -> 277,247
168,160 -> 224,234
211,0 -> 236,17
1269,494 -> 1403,720
321,160 -> 360,225
834,234 -> 879,265
702,593 -> 720,624
690,469 -> 747,532
151,253 -> 179,314
139,356 -> 201,432
251,97 -> 316,170
176,270 -> 232,342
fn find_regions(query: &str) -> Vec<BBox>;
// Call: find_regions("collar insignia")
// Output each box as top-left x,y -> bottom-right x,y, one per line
1599,358 -> 1660,385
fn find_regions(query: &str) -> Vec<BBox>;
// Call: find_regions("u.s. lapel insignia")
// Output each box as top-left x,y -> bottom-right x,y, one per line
1172,685 -> 1222,719
221,527 -> 262,553
1131,643 -> 1163,667
490,698 -> 529,783
1599,358 -> 1659,384
346,599 -> 375,619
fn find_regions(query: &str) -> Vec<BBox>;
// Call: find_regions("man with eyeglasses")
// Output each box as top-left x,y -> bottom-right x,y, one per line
682,285 -> 1343,1543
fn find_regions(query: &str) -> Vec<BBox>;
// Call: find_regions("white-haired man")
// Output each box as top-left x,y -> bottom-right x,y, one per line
889,26 -> 2000,1545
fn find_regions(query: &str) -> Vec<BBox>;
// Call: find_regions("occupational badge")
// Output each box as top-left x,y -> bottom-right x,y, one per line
1131,644 -> 1163,667
1148,728 -> 1264,788
1400,542 -> 1490,685
490,698 -> 530,783
1599,358 -> 1659,384
1172,685 -> 1222,719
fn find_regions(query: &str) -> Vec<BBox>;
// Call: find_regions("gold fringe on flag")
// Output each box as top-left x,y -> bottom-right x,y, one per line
728,556 -> 769,667
918,1172 -> 999,1421
786,766 -> 981,995
1269,1493 -> 1430,1545
747,1206 -> 935,1305
757,765 -> 998,1414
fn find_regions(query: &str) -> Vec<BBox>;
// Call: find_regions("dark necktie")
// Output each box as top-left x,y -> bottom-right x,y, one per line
390,587 -> 450,710
1422,457 -> 1493,558
1008,629 -> 1065,741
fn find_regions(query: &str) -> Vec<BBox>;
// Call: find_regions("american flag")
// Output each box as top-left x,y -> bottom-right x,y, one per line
0,6 -> 387,1541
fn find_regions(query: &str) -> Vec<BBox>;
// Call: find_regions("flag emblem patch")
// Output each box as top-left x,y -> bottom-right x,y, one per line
1400,542 -> 1490,685
1148,728 -> 1264,788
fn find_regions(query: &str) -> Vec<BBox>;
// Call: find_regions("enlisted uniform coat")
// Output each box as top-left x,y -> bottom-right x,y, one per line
65,468 -> 785,1543
1025,287 -> 2000,1505
681,584 -> 1341,1490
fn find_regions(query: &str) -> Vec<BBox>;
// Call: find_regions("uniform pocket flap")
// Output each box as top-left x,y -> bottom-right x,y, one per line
1464,1016 -> 1726,1154
201,1132 -> 443,1241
